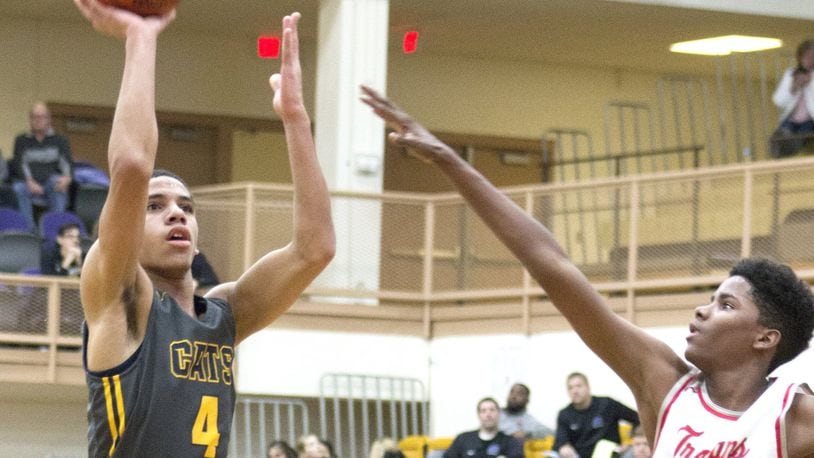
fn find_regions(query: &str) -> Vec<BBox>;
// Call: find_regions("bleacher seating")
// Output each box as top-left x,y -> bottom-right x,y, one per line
38,210 -> 87,242
0,232 -> 43,273
398,435 -> 428,458
0,208 -> 29,233
524,436 -> 555,457
426,437 -> 453,458
73,184 -> 107,234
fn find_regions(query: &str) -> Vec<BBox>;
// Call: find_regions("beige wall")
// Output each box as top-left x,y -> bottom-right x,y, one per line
0,15 -> 317,164
0,14 -> 664,176
0,383 -> 86,457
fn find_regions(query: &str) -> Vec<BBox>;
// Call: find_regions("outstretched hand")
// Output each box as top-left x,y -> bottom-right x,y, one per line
270,13 -> 307,122
73,0 -> 175,39
359,85 -> 454,163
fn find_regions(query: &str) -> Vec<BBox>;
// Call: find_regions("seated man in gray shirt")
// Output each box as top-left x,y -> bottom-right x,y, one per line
499,383 -> 554,441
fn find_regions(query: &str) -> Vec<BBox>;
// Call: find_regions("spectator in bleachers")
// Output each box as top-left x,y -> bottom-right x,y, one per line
41,222 -> 84,277
297,434 -> 336,458
444,397 -> 523,458
10,101 -> 73,230
499,382 -> 553,441
268,439 -> 297,458
771,39 -> 814,158
369,437 -> 398,458
553,373 -> 639,458
296,434 -> 316,456
619,426 -> 651,458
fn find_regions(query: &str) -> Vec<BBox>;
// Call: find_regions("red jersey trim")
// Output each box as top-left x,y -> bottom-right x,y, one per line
654,373 -> 697,450
774,383 -> 795,458
697,384 -> 740,421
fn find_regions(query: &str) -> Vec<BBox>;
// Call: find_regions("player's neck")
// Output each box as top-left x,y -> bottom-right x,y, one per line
150,275 -> 196,315
702,368 -> 772,412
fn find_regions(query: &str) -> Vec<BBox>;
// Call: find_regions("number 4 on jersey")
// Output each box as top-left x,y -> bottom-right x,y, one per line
192,395 -> 220,457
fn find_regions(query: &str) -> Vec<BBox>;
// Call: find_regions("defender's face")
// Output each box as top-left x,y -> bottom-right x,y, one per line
477,400 -> 500,431
685,276 -> 767,371
140,176 -> 198,277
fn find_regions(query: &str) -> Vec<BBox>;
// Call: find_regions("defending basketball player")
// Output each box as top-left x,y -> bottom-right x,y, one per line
360,85 -> 814,457
74,0 -> 334,456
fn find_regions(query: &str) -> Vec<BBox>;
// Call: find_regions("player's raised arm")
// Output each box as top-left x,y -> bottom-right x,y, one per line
360,85 -> 687,426
207,13 -> 335,344
75,0 -> 175,364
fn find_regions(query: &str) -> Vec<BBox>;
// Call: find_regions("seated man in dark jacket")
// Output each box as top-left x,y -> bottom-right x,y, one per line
554,372 -> 639,458
445,397 -> 523,458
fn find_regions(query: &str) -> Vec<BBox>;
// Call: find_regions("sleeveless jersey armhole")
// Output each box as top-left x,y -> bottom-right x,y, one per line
83,322 -> 144,378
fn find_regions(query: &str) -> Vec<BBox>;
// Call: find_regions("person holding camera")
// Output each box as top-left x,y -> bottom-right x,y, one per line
770,39 -> 814,157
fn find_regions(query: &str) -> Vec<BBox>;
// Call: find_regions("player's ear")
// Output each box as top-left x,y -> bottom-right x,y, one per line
754,328 -> 780,350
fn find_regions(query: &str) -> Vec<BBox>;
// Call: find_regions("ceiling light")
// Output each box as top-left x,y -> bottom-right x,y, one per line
670,35 -> 782,56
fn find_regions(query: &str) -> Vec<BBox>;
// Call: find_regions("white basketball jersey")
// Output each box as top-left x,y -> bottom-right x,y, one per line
652,371 -> 805,458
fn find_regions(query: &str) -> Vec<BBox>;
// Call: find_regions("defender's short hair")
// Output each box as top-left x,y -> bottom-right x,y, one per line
730,258 -> 814,372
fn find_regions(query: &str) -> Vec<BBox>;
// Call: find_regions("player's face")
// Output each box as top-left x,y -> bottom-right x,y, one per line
567,376 -> 590,407
685,276 -> 768,371
268,446 -> 289,458
477,400 -> 500,431
140,176 -> 199,277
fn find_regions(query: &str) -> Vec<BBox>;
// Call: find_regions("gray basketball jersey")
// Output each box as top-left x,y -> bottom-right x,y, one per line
84,290 -> 236,457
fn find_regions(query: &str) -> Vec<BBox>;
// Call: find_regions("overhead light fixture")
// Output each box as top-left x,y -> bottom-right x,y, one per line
670,35 -> 782,56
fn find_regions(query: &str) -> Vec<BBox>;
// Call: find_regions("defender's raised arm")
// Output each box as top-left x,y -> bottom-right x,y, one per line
360,85 -> 687,438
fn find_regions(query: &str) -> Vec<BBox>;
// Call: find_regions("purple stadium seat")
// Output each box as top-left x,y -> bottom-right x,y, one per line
0,208 -> 30,233
38,211 -> 87,242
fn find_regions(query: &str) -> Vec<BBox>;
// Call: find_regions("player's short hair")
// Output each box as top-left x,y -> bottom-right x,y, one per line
730,258 -> 814,372
151,169 -> 189,189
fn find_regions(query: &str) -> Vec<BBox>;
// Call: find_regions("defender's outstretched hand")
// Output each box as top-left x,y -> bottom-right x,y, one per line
360,85 -> 456,163
270,13 -> 308,122
74,0 -> 175,39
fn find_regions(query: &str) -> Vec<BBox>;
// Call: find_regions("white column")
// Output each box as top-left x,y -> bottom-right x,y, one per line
314,0 -> 389,301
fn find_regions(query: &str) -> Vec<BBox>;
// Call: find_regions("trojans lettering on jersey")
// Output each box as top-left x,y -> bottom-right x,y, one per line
670,425 -> 749,457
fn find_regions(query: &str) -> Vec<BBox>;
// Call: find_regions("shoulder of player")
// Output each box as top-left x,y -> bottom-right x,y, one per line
787,389 -> 814,457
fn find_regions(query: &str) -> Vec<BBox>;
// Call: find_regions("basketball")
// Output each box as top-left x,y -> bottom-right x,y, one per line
98,0 -> 180,17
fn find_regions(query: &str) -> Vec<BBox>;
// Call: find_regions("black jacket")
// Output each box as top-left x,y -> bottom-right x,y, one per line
444,430 -> 523,458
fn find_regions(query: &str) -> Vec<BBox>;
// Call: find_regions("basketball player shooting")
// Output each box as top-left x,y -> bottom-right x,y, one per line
74,0 -> 334,456
360,85 -> 814,457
